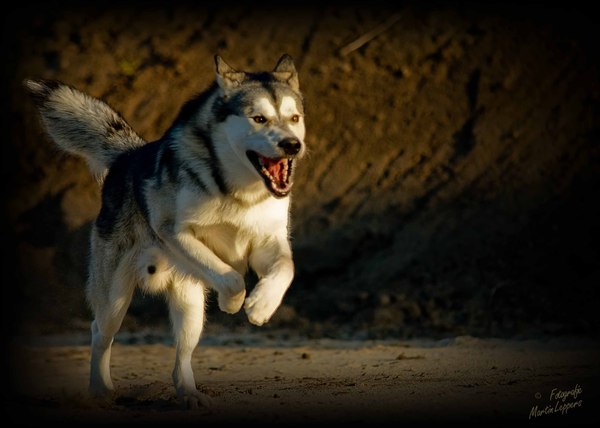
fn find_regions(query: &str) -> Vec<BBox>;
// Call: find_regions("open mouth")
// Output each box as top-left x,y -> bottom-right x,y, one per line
246,151 -> 294,198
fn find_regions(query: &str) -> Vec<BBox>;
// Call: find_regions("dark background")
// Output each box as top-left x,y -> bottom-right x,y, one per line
2,1 -> 599,342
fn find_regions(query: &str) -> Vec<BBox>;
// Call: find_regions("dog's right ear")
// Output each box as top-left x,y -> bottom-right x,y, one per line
214,55 -> 245,92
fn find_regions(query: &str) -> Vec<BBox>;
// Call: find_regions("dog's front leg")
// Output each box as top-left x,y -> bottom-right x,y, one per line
154,222 -> 246,314
246,235 -> 295,326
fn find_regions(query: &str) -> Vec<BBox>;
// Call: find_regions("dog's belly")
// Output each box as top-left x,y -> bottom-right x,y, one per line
195,224 -> 251,274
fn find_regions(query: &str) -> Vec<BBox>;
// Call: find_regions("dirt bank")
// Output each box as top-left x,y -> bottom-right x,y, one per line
3,3 -> 599,338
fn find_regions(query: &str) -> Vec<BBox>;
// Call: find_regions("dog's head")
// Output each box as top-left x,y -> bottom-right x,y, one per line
214,54 -> 306,198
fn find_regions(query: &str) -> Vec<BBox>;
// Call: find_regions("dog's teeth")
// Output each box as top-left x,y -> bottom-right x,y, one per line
254,154 -> 294,195
262,167 -> 274,182
285,160 -> 292,182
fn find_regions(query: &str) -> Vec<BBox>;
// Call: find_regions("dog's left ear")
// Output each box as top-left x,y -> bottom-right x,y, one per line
273,54 -> 299,92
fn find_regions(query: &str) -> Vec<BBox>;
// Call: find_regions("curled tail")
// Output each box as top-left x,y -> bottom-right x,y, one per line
24,79 -> 146,180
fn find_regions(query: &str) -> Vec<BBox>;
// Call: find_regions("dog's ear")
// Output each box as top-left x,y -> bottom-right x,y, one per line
214,55 -> 245,92
273,54 -> 299,92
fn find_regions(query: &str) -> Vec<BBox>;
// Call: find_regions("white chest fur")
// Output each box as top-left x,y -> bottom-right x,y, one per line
177,190 -> 290,273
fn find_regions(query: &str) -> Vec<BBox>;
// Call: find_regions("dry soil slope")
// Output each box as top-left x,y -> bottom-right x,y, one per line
6,4 -> 599,335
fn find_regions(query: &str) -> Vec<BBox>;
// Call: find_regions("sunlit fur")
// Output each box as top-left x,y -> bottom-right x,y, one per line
24,54 -> 306,410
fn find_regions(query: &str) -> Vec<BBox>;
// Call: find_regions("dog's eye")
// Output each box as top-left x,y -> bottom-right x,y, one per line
290,114 -> 300,123
252,115 -> 267,124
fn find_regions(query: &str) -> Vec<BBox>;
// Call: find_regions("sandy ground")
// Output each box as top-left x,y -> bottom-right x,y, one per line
8,334 -> 599,425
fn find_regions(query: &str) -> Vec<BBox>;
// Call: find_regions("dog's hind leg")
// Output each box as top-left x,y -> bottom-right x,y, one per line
167,275 -> 212,409
88,251 -> 136,397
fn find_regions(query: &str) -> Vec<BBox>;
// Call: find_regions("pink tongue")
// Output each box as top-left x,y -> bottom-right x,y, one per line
261,156 -> 286,183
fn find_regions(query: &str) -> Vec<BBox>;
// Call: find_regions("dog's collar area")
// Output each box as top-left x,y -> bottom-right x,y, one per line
246,150 -> 293,198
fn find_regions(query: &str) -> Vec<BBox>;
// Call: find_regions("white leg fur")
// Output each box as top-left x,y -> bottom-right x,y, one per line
168,276 -> 212,409
90,320 -> 115,395
154,223 -> 246,297
89,255 -> 136,397
245,238 -> 294,326
218,287 -> 246,314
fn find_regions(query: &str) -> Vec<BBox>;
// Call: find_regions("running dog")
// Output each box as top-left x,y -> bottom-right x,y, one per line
25,54 -> 306,408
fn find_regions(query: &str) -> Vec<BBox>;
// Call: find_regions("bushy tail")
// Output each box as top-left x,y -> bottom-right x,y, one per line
24,79 -> 146,180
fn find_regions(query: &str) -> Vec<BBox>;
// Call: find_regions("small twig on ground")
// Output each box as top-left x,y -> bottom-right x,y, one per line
339,13 -> 402,56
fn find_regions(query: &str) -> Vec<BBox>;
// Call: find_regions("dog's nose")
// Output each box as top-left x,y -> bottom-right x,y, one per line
278,138 -> 302,156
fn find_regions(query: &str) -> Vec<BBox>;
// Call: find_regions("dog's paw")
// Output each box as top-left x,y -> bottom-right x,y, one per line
89,380 -> 115,399
89,388 -> 117,406
214,270 -> 245,296
218,288 -> 246,314
179,390 -> 214,410
244,282 -> 284,326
